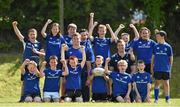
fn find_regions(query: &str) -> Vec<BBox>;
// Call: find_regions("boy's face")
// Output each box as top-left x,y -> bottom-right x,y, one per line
51,26 -> 60,36
27,64 -> 36,73
80,31 -> 88,41
118,63 -> 127,72
98,27 -> 106,37
137,63 -> 145,71
69,59 -> 78,68
121,35 -> 129,43
49,59 -> 58,68
28,31 -> 37,41
140,29 -> 150,40
155,34 -> 164,42
68,27 -> 77,36
95,57 -> 103,66
72,35 -> 81,45
117,42 -> 125,52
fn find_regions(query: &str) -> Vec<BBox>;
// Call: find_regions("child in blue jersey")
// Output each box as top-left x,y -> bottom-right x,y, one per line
12,21 -> 45,63
41,19 -> 65,62
88,55 -> 109,102
151,31 -> 173,103
114,24 -> 139,52
61,44 -> 86,102
12,21 -> 45,102
39,56 -> 69,102
63,23 -> 77,47
132,60 -> 151,103
88,13 -> 116,60
130,27 -> 156,74
105,58 -> 132,103
20,59 -> 42,102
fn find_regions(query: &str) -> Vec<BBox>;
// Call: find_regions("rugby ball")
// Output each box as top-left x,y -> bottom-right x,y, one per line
92,67 -> 105,76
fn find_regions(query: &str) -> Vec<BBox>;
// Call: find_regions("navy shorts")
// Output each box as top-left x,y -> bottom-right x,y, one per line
154,72 -> 170,80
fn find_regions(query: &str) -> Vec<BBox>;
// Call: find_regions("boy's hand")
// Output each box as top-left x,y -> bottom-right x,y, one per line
61,59 -> 66,65
119,24 -> 125,29
93,21 -> 98,26
12,21 -> 18,26
47,19 -> 52,24
32,46 -> 38,54
62,44 -> 68,51
129,24 -> 135,28
106,57 -> 111,63
24,59 -> 30,65
106,24 -> 111,29
90,13 -> 94,18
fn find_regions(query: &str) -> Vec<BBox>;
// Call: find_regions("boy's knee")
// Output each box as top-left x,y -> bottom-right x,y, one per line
75,97 -> 83,102
64,97 -> 72,102
25,96 -> 33,102
116,96 -> 124,102
43,98 -> 51,102
34,96 -> 41,102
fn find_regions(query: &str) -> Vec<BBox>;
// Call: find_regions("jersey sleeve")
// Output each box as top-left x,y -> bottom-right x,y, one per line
168,45 -> 173,57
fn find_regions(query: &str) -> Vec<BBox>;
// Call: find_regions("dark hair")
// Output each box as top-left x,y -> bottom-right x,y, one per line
137,60 -> 145,64
79,29 -> 88,33
69,56 -> 78,61
28,28 -> 37,35
49,55 -> 58,61
156,30 -> 167,37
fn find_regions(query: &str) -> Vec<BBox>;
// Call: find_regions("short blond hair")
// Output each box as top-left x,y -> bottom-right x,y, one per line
117,60 -> 128,67
28,61 -> 37,67
68,23 -> 77,29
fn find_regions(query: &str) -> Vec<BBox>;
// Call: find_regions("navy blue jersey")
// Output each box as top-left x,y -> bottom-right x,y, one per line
92,76 -> 108,93
132,38 -> 156,64
23,71 -> 40,95
81,39 -> 95,62
43,68 -> 63,92
63,35 -> 72,47
125,40 -> 135,52
109,72 -> 131,97
92,37 -> 112,60
153,42 -> 173,72
65,65 -> 83,90
22,38 -> 42,64
132,72 -> 151,99
45,34 -> 65,61
110,53 -> 134,73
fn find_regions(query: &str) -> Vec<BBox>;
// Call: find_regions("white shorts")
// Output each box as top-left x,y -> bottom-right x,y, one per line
44,92 -> 60,99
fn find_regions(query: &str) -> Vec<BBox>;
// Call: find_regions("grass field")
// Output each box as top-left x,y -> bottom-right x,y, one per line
0,54 -> 180,106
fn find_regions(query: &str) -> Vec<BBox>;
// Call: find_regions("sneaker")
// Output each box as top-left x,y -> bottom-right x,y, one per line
166,99 -> 170,103
154,100 -> 158,103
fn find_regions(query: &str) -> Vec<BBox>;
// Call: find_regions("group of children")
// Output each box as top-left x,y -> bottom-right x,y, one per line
12,13 -> 173,103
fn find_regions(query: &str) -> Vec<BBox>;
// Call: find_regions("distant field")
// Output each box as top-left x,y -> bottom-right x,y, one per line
0,54 -> 180,107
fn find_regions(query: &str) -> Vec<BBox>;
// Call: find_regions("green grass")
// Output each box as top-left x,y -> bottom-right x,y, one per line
0,54 -> 180,106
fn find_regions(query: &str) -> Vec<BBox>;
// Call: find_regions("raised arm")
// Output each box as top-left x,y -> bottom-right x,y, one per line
12,21 -> 24,42
39,61 -> 46,77
88,13 -> 94,32
88,21 -> 98,41
80,46 -> 86,68
104,57 -> 111,75
61,59 -> 69,76
129,24 -> 139,40
20,59 -> 30,74
41,19 -> 52,38
61,44 -> 68,60
114,24 -> 125,38
106,24 -> 116,42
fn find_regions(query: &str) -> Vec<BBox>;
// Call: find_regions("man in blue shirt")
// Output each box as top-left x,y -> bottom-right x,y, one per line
151,30 -> 173,103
